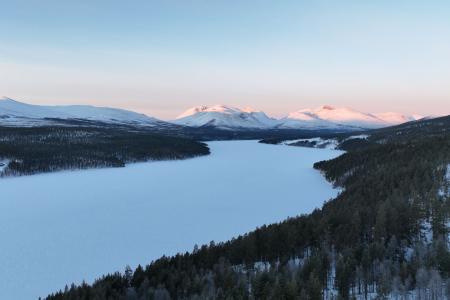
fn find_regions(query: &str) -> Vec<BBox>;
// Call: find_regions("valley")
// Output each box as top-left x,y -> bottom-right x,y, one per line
1,97 -> 449,299
0,140 -> 341,299
44,116 -> 450,300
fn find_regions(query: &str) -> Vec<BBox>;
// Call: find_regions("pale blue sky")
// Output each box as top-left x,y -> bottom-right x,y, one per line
1,0 -> 449,119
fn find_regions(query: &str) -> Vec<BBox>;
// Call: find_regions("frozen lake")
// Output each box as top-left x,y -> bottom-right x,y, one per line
0,140 -> 342,299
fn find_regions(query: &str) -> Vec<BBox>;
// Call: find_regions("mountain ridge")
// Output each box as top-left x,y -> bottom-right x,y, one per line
175,104 -> 424,130
0,97 -> 160,127
172,104 -> 278,129
1,97 -> 425,130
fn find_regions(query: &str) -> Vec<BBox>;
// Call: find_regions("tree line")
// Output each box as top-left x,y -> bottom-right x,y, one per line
0,126 -> 210,177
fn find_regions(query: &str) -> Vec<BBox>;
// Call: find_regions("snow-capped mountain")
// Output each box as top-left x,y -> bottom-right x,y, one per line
0,97 -> 160,126
1,97 -> 424,131
277,105 -> 423,130
173,104 -> 422,130
372,112 -> 423,125
276,108 -> 345,130
173,105 -> 277,129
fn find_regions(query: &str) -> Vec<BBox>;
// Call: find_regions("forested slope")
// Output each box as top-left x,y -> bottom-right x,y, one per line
0,126 -> 209,177
46,116 -> 450,299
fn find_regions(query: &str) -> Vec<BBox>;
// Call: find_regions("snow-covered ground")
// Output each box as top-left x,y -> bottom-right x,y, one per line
282,137 -> 339,149
0,141 -> 342,299
345,134 -> 369,140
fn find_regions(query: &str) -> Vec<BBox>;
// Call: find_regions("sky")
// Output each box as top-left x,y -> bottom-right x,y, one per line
1,0 -> 449,119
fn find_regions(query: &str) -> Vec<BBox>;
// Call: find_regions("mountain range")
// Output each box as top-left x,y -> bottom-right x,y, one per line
0,97 -> 160,127
0,97 -> 424,130
173,104 -> 423,130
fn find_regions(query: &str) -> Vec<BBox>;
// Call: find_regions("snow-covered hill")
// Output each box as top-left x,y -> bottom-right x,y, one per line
372,112 -> 423,124
174,104 -> 422,130
172,105 -> 278,129
0,97 -> 160,126
277,105 -> 422,130
0,97 -> 424,130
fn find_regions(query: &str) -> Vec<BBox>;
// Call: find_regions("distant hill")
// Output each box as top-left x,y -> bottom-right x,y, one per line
1,97 -> 426,131
172,104 -> 278,129
260,114 -> 450,151
0,97 -> 162,127
277,105 -> 422,130
173,104 -> 423,130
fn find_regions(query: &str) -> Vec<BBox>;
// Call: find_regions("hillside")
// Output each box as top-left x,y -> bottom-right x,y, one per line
260,115 -> 450,152
0,97 -> 161,126
0,126 -> 209,177
46,116 -> 450,299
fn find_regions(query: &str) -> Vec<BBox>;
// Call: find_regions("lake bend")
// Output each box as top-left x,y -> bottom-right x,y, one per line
0,140 -> 343,299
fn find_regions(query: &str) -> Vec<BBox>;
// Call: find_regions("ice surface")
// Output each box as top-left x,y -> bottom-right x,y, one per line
0,140 -> 342,299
